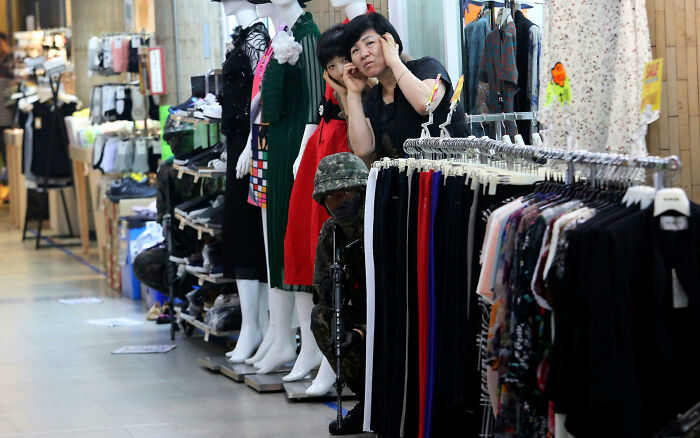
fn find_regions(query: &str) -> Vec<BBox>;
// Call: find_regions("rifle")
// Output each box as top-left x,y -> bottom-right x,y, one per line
330,222 -> 346,428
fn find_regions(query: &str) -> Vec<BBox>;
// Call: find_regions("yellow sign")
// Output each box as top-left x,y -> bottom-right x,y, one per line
641,58 -> 663,113
451,75 -> 465,105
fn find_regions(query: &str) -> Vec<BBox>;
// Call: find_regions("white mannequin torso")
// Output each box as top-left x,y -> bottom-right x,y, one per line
220,0 -> 258,27
256,4 -> 284,31
270,0 -> 303,30
331,0 -> 368,20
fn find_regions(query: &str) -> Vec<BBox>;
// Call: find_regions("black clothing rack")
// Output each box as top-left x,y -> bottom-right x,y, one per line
22,72 -> 81,250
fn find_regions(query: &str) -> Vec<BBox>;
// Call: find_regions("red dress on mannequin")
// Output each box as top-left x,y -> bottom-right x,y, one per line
284,86 -> 349,286
283,5 -> 376,287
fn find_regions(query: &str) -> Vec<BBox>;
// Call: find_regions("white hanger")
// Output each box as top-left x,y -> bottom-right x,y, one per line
654,188 -> 691,216
531,132 -> 543,147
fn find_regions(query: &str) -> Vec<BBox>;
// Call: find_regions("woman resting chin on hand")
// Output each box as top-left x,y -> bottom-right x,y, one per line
341,12 -> 467,162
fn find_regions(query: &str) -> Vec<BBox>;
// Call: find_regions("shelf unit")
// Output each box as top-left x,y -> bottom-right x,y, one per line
175,307 -> 238,342
172,163 -> 226,182
174,212 -> 221,240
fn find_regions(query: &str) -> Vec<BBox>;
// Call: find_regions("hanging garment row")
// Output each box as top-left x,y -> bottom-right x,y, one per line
87,33 -> 152,77
362,136 -> 694,438
463,1 -> 540,141
91,134 -> 160,175
89,83 -> 158,125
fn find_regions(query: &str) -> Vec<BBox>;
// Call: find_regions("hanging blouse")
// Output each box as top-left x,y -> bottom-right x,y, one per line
538,0 -> 652,155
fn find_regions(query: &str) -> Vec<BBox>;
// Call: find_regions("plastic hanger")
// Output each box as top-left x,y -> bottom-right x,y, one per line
653,188 -> 690,216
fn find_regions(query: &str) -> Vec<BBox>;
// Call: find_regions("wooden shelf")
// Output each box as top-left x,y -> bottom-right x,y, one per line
173,114 -> 222,127
172,163 -> 226,182
174,212 -> 221,240
175,307 -> 238,342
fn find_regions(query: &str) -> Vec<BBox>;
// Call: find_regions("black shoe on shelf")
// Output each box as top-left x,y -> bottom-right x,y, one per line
185,143 -> 225,170
106,177 -> 157,203
329,403 -> 364,436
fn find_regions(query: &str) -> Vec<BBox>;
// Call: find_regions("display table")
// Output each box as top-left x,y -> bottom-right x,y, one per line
68,146 -> 93,254
3,129 -> 26,229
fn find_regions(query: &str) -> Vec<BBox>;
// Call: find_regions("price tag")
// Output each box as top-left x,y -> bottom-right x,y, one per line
147,47 -> 166,95
450,75 -> 465,106
427,73 -> 442,108
641,58 -> 663,113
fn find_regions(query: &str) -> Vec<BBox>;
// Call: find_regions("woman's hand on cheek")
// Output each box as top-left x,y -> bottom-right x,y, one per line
380,33 -> 401,70
343,63 -> 366,95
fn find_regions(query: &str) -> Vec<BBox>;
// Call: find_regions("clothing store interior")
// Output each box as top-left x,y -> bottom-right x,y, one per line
0,0 -> 698,436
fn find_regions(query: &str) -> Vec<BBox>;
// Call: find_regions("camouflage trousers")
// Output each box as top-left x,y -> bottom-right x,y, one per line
311,304 -> 365,398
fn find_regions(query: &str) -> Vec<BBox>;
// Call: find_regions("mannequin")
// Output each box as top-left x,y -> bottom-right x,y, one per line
221,0 -> 258,25
246,0 -> 325,377
332,0 -> 368,21
216,0 -> 272,363
307,0 -> 373,395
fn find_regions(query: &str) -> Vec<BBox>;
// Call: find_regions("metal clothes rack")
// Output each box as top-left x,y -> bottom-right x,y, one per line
464,111 -> 538,141
22,70 -> 81,249
403,136 -> 682,188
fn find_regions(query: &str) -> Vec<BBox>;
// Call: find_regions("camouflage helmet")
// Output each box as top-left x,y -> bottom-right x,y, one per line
313,152 -> 369,204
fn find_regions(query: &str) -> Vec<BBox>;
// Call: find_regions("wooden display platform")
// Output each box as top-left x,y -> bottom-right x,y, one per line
283,381 -> 356,401
220,362 -> 259,382
197,356 -> 230,372
244,373 -> 288,393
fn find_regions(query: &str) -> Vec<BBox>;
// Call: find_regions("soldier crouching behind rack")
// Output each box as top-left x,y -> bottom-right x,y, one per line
310,152 -> 369,436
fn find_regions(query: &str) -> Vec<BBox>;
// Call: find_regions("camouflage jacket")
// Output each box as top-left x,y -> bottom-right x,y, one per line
312,215 -> 367,334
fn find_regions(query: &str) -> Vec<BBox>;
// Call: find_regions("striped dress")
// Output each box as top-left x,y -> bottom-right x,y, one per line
261,12 -> 324,291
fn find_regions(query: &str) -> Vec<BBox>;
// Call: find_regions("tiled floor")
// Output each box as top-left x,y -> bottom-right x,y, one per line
0,208 -> 370,437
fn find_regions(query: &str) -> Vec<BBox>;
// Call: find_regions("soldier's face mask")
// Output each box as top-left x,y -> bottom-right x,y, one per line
325,190 -> 364,226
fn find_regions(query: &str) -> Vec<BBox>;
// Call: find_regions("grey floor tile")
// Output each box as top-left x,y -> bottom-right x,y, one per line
0,209 -> 375,438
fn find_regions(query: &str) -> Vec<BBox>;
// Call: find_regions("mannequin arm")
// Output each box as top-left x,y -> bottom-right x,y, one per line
293,123 -> 318,179
236,131 -> 254,179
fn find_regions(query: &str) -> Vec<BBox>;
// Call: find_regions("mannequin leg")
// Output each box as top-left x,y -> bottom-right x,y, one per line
226,279 -> 263,362
282,292 -> 323,381
254,288 -> 297,374
305,356 -> 336,395
245,209 -> 274,365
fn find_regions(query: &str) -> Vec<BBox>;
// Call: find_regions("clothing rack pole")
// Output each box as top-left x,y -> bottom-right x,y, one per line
402,136 -> 682,176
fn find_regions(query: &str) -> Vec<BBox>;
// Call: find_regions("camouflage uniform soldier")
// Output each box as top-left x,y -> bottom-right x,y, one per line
311,152 -> 369,435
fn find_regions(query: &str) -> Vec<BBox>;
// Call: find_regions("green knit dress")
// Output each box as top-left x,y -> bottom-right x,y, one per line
261,12 -> 324,291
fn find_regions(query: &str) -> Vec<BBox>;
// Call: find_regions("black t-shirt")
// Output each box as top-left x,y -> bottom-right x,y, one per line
363,57 -> 467,160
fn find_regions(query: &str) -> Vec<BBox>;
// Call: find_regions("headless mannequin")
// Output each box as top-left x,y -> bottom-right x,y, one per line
229,3 -> 293,367
304,0 -> 370,395
217,0 -> 270,364
251,0 -> 324,377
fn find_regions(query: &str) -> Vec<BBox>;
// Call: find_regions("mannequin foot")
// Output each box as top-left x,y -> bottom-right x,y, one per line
245,323 -> 274,365
305,358 -> 336,396
255,344 -> 298,374
282,350 -> 322,381
228,327 -> 263,363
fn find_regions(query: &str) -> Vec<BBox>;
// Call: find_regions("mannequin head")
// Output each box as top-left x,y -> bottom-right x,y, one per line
343,13 -> 403,78
331,0 -> 367,20
221,0 -> 255,15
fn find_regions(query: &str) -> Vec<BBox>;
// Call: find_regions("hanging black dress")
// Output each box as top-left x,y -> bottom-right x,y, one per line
222,23 -> 270,282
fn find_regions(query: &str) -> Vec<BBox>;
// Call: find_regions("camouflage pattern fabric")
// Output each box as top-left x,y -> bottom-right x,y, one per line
313,152 -> 369,204
311,215 -> 366,397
